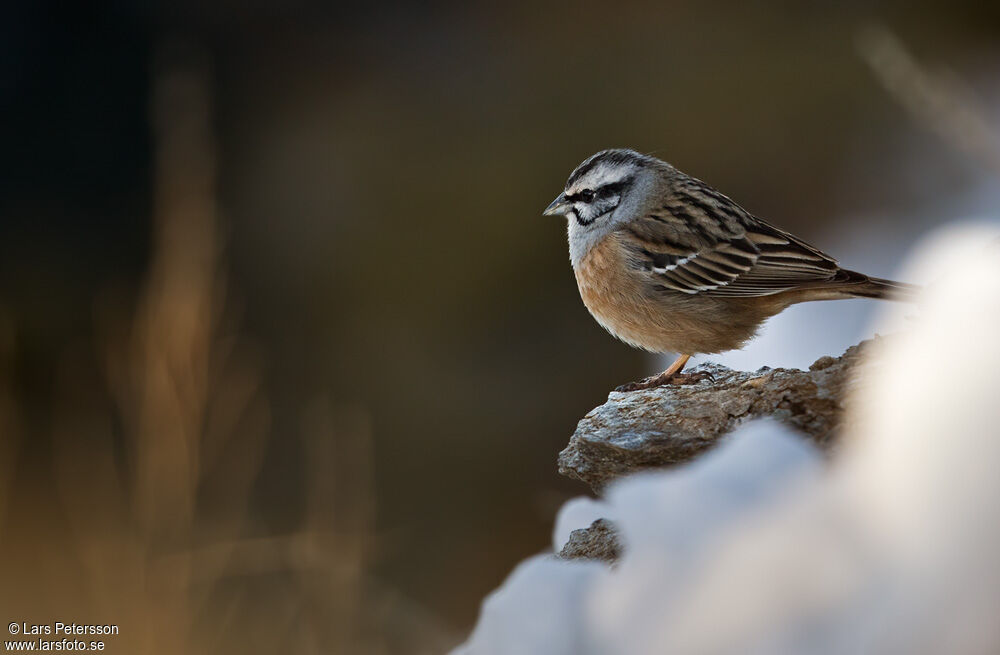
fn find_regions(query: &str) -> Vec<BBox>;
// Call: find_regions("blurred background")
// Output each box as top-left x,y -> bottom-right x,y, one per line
2,1 -> 999,652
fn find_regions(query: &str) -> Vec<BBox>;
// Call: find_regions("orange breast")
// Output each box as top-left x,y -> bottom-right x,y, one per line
573,232 -> 768,354
574,233 -> 672,352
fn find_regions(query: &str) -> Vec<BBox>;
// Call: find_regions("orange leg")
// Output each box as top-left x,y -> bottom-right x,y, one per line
615,354 -> 695,392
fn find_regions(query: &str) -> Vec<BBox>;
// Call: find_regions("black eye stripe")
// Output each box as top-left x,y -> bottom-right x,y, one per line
598,179 -> 629,196
564,176 -> 633,203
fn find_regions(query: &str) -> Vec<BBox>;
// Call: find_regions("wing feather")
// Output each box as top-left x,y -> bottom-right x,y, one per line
619,176 -> 844,297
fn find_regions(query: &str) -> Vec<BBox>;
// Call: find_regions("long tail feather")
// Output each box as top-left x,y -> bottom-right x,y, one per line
843,271 -> 920,302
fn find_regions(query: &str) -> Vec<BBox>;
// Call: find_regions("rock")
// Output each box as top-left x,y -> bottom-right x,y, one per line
557,519 -> 621,563
558,340 -> 877,491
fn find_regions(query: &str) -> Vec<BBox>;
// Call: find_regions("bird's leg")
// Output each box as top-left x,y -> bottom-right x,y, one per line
615,354 -> 695,392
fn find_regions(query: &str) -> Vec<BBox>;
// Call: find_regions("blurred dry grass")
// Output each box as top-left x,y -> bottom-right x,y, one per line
0,46 -> 453,654
0,311 -> 18,532
859,24 -> 1000,176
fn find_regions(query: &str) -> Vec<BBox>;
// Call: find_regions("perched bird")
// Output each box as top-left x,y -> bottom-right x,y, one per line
544,149 -> 916,391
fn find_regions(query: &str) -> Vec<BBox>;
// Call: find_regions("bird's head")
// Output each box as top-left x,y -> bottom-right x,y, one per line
545,149 -> 666,264
543,149 -> 653,226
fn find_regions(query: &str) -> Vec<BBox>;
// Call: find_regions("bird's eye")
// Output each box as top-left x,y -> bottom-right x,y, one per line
579,189 -> 595,202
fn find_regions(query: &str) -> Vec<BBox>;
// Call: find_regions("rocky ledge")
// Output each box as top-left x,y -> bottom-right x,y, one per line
557,518 -> 622,563
556,340 -> 879,561
558,340 -> 877,492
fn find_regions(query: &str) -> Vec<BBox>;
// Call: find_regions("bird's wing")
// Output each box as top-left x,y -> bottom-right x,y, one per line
620,177 -> 842,297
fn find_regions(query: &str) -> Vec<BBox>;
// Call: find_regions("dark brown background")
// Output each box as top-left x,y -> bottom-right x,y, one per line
2,1 -> 999,652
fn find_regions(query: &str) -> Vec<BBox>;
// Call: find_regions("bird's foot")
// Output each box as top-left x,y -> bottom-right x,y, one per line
614,369 -> 714,392
669,370 -> 715,385
614,376 -> 661,392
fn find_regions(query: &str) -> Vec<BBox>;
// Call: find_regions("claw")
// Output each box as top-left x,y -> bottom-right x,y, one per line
669,370 -> 714,385
614,368 -> 714,392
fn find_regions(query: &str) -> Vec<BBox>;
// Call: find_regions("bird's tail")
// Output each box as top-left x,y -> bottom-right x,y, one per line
841,270 -> 920,302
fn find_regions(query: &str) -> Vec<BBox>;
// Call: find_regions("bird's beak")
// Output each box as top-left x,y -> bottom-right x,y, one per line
543,192 -> 571,217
